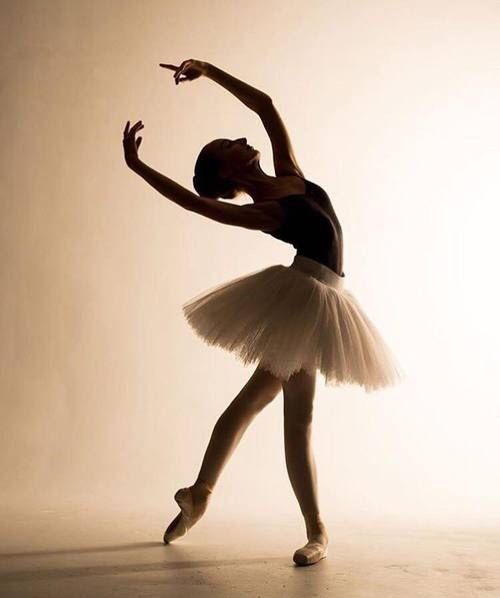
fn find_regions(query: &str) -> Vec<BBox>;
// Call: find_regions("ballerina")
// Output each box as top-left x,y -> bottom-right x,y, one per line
122,59 -> 404,566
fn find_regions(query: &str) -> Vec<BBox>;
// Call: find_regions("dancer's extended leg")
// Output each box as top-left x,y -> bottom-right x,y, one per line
283,369 -> 329,566
164,364 -> 282,543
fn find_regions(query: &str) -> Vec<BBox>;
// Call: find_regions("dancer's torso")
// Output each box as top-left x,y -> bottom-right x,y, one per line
263,177 -> 345,278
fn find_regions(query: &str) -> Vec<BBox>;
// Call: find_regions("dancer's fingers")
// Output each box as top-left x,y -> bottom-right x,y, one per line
174,60 -> 189,85
159,63 -> 178,71
127,120 -> 143,136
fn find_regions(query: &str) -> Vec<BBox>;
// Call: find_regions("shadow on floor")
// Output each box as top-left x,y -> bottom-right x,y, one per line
0,543 -> 286,584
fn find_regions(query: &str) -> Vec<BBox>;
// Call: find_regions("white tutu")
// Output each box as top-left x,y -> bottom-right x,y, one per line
182,255 -> 404,393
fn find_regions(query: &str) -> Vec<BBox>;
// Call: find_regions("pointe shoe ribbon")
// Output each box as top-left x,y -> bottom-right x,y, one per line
163,487 -> 195,544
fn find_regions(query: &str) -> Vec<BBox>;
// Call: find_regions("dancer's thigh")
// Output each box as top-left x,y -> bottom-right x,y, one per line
282,369 -> 316,426
230,363 -> 283,412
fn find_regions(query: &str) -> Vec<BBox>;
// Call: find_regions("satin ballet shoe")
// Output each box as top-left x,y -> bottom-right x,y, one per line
293,541 -> 328,566
163,487 -> 195,544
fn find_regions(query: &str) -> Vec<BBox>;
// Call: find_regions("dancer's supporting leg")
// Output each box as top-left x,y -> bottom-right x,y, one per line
282,368 -> 329,565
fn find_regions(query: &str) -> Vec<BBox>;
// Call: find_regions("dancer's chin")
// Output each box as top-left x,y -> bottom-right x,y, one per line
246,151 -> 260,166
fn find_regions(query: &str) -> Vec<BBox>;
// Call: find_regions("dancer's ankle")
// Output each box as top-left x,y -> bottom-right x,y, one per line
193,479 -> 214,497
304,513 -> 328,539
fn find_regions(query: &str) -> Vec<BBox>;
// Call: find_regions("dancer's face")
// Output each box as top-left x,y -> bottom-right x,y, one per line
209,137 -> 260,176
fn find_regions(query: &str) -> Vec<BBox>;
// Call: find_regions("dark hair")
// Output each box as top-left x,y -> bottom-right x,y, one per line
192,145 -> 241,200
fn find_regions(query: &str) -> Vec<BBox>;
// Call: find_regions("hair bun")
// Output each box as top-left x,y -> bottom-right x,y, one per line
193,144 -> 241,200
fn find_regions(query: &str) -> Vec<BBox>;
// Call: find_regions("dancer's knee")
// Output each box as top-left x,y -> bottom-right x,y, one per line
231,365 -> 282,413
284,409 -> 314,430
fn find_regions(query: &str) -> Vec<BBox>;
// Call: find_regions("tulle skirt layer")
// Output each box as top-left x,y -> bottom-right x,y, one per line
182,254 -> 404,393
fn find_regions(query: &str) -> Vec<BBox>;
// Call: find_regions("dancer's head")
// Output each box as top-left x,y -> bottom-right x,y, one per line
193,137 -> 261,199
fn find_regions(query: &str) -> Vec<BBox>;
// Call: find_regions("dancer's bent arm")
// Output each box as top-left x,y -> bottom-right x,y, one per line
202,62 -> 304,178
162,60 -> 304,178
202,62 -> 270,112
127,155 -> 283,233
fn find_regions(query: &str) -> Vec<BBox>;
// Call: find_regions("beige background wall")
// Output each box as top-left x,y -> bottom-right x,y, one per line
1,0 -> 499,526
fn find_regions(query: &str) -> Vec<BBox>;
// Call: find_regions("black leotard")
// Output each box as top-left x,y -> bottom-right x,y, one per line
263,177 -> 345,277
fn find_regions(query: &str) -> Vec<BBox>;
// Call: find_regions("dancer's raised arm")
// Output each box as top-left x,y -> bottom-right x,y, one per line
160,59 -> 270,112
160,59 -> 304,178
122,120 -> 283,232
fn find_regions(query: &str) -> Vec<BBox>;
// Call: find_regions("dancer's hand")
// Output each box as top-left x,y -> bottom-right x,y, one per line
122,120 -> 144,169
159,59 -> 207,85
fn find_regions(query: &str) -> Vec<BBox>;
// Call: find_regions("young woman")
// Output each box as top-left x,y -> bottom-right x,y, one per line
122,59 -> 404,566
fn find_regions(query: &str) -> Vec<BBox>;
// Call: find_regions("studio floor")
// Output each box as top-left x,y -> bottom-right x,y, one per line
0,504 -> 498,598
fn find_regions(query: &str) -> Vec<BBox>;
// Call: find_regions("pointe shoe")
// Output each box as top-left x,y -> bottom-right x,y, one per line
293,541 -> 328,566
163,487 -> 195,544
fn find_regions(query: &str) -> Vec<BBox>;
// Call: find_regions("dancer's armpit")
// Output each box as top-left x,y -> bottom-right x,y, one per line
190,196 -> 285,232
